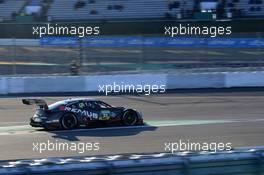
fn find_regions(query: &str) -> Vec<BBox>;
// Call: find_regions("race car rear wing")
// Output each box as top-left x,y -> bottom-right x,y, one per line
22,99 -> 48,109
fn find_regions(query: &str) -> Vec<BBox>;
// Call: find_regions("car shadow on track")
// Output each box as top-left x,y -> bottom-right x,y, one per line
49,125 -> 157,141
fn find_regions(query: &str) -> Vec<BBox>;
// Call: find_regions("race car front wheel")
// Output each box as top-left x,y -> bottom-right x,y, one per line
122,110 -> 138,126
61,113 -> 78,130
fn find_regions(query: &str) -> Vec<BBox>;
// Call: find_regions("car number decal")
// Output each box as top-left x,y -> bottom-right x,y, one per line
99,110 -> 111,120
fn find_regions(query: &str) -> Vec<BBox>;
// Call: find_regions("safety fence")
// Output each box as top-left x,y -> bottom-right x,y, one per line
0,36 -> 264,75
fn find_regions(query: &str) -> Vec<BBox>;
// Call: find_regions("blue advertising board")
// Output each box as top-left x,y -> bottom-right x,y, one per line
40,36 -> 264,48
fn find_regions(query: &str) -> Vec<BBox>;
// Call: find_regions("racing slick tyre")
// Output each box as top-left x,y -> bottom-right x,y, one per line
122,110 -> 138,126
61,113 -> 78,130
43,124 -> 56,131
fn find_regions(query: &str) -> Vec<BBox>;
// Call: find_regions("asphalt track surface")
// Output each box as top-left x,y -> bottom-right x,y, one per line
0,91 -> 264,161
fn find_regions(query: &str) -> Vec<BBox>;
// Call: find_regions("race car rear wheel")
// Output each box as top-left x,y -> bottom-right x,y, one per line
122,110 -> 138,126
61,113 -> 78,130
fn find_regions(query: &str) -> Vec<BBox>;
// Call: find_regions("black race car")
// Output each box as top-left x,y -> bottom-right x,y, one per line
22,98 -> 143,130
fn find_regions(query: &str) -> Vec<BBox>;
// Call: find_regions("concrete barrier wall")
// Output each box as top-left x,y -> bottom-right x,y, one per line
0,78 -> 7,94
23,76 -> 86,93
166,73 -> 226,89
1,148 -> 264,175
0,71 -> 263,95
6,77 -> 25,93
85,74 -> 167,92
225,71 -> 264,87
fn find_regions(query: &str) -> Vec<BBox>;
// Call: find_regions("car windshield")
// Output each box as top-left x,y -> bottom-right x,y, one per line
97,101 -> 112,108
